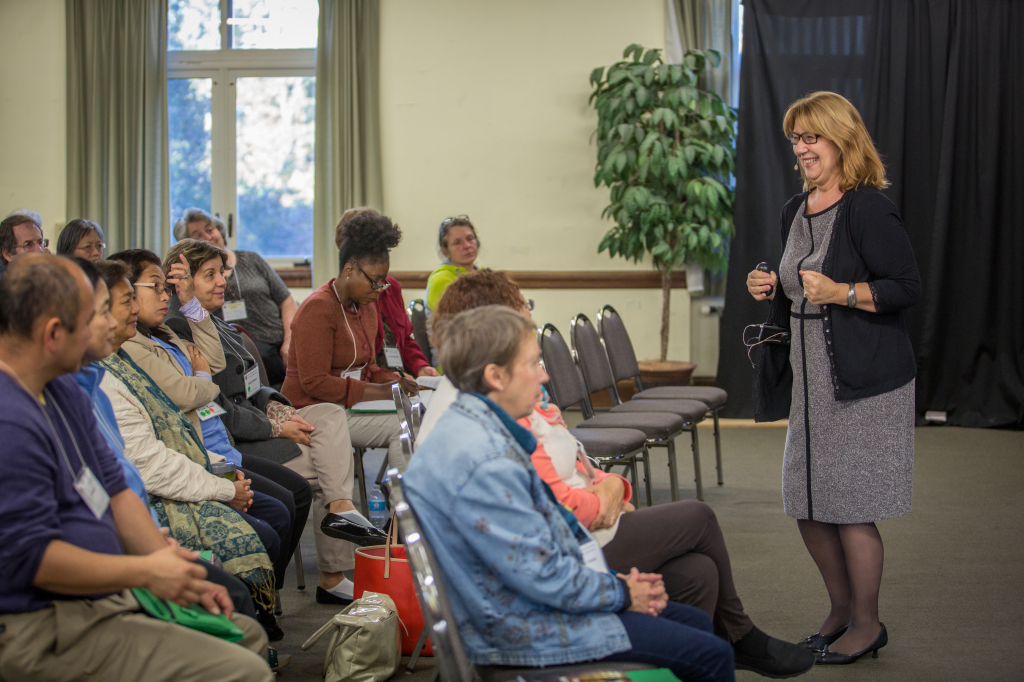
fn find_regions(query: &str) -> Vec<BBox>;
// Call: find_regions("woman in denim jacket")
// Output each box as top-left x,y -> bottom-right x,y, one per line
403,306 -> 735,682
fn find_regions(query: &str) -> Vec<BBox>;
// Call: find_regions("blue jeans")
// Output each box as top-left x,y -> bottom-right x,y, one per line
238,490 -> 289,563
600,601 -> 735,682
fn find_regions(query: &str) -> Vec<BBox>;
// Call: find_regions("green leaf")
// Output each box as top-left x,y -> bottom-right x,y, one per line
590,67 -> 605,86
712,145 -> 724,166
623,43 -> 643,60
609,69 -> 630,85
700,119 -> 713,137
642,48 -> 660,65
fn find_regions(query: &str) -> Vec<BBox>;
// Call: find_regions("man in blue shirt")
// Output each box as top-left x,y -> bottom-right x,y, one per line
0,254 -> 272,682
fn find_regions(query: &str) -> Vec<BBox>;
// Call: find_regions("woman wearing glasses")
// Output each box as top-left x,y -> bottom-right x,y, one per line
746,92 -> 920,665
56,218 -> 106,260
283,211 -> 418,477
424,215 -> 480,359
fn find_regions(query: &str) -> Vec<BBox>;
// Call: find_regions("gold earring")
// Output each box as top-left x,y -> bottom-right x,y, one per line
794,164 -> 799,170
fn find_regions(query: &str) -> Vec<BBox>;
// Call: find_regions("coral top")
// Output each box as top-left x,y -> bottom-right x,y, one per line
282,279 -> 400,409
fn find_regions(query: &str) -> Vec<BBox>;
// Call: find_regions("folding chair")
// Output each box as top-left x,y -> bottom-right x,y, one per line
408,298 -> 435,366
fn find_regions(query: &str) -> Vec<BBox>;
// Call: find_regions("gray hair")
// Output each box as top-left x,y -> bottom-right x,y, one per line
437,305 -> 535,394
56,219 -> 104,256
163,238 -> 227,277
0,212 -> 44,261
172,207 -> 222,242
4,208 -> 42,228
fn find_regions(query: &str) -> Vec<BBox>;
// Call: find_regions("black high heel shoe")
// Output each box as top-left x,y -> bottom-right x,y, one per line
817,624 -> 887,665
797,624 -> 848,652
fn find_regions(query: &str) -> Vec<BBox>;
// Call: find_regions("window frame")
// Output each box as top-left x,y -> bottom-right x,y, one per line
167,0 -> 316,266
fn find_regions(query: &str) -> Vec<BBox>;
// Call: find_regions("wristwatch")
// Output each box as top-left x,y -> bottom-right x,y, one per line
847,283 -> 857,308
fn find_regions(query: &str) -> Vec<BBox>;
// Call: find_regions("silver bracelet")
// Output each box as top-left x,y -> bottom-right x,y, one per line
847,283 -> 857,308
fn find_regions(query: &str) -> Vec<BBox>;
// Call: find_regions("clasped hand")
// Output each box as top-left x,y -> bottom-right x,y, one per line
623,567 -> 668,616
280,414 -> 315,446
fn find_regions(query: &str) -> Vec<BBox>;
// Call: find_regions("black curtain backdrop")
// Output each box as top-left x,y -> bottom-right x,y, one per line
717,0 -> 1023,427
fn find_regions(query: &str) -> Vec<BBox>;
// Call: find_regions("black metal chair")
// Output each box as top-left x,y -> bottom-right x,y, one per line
570,314 -> 708,501
541,324 -> 687,507
408,298 -> 435,366
387,470 -> 653,682
598,304 -> 728,486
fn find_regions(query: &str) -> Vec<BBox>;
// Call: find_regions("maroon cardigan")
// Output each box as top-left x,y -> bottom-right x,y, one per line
375,276 -> 432,375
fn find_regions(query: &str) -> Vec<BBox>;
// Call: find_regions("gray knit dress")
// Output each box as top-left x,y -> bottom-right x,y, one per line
780,199 -> 915,524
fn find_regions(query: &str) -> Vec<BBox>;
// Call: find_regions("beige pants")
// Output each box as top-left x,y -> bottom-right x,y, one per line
347,410 -> 406,471
284,402 -> 357,573
0,591 -> 271,682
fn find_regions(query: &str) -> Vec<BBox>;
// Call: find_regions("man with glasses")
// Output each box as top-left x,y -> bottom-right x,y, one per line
0,210 -> 49,282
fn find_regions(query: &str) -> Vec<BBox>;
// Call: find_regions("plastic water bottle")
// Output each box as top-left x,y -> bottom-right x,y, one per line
368,485 -> 388,529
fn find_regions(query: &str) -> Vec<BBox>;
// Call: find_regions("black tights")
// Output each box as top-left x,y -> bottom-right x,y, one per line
797,519 -> 884,654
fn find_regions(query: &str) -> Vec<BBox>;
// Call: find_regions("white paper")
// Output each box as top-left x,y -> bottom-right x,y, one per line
222,299 -> 247,321
384,346 -> 404,370
349,400 -> 397,413
75,466 -> 110,519
197,401 -> 227,421
416,375 -> 442,390
244,365 -> 261,397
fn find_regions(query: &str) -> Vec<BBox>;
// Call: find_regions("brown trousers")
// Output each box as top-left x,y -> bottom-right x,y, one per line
601,500 -> 754,642
0,591 -> 272,682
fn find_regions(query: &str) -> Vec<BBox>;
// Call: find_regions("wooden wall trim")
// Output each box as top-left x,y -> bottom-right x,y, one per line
274,268 -> 687,291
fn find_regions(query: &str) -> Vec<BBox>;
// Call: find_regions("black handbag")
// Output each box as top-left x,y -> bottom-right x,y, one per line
749,293 -> 793,422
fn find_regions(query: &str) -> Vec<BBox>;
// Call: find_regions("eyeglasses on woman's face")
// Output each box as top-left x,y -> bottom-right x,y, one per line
133,281 -> 170,296
788,132 -> 821,146
350,261 -> 391,291
74,240 -> 105,256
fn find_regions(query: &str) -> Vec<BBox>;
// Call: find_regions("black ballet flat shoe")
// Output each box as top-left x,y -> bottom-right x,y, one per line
797,624 -> 849,652
315,586 -> 353,606
817,624 -> 888,665
320,513 -> 388,546
734,629 -> 816,679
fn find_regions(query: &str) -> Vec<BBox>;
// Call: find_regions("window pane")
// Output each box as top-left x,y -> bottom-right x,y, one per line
230,0 -> 319,50
168,0 -> 221,51
168,78 -> 213,234
236,76 -> 315,258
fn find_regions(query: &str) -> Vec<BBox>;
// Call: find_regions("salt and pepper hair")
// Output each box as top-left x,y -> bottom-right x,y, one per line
163,238 -> 227,277
437,305 -> 535,395
437,215 -> 479,259
172,207 -> 221,242
56,219 -> 104,257
0,255 -> 82,338
0,212 -> 44,261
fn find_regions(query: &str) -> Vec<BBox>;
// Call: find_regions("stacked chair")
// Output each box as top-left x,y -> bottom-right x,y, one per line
597,305 -> 728,486
569,314 -> 709,501
408,299 -> 435,366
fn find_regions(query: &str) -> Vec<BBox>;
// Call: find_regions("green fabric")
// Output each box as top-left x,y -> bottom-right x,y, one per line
426,264 -> 468,311
626,669 -> 682,682
131,588 -> 245,642
313,0 -> 383,287
65,0 -> 170,254
98,351 -> 274,610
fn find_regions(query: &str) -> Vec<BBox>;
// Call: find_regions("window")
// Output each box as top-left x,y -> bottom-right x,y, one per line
167,0 -> 318,260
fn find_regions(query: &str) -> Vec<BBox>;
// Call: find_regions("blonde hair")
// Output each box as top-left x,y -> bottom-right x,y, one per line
335,207 -> 382,248
783,92 -> 889,192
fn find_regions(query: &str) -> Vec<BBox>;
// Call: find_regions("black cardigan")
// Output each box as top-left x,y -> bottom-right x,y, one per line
771,187 -> 921,401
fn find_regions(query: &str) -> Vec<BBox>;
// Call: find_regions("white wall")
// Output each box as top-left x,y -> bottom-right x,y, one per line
0,0 -> 66,241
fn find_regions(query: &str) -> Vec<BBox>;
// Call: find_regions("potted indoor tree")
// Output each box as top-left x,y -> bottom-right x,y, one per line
590,44 -> 737,380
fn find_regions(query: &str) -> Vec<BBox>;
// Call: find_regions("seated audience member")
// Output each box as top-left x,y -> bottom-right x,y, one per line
56,219 -> 106,260
424,215 -> 480,358
160,240 -> 380,605
70,256 -> 257,620
335,207 -> 439,377
92,259 -> 282,634
0,253 -> 271,682
282,213 -> 418,471
109,249 -> 305,609
0,210 -> 48,281
405,306 -> 734,682
174,208 -> 296,386
421,271 -> 814,678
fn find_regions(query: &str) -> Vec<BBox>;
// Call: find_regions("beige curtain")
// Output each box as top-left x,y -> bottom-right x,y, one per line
66,0 -> 169,255
313,0 -> 383,287
668,0 -> 733,104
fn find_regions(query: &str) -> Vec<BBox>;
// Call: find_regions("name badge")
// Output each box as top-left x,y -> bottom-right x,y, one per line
75,466 -> 110,519
222,299 -> 247,321
244,365 -> 261,397
384,346 -> 404,370
197,401 -> 228,421
343,368 -> 363,381
578,527 -> 610,574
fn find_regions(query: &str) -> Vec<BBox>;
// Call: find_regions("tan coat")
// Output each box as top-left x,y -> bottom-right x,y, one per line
122,315 -> 226,438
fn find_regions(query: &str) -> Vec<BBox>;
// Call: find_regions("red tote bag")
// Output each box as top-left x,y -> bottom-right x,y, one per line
353,518 -> 433,656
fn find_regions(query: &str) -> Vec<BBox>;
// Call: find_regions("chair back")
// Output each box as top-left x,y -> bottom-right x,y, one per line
392,383 -> 416,447
538,324 -> 595,418
596,305 -> 642,387
569,314 -> 620,403
388,471 -> 476,682
231,324 -> 270,387
407,299 -> 434,366
410,395 -> 423,440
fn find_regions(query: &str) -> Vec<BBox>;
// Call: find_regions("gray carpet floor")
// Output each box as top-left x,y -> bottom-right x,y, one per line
274,426 -> 1023,681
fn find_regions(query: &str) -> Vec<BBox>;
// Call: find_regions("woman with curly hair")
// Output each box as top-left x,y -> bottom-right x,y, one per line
283,211 -> 418,475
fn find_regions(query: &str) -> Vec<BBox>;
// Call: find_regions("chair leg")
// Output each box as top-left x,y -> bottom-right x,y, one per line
353,448 -> 368,517
406,626 -> 430,673
713,408 -> 723,486
691,427 -> 704,502
375,456 -> 389,487
666,440 -> 680,502
294,542 -> 305,590
641,447 -> 653,507
628,457 -> 640,506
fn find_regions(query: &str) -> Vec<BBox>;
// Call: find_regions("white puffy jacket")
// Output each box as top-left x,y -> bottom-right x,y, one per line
100,371 -> 235,503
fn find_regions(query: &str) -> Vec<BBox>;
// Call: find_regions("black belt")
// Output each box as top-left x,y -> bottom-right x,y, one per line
790,311 -> 824,320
